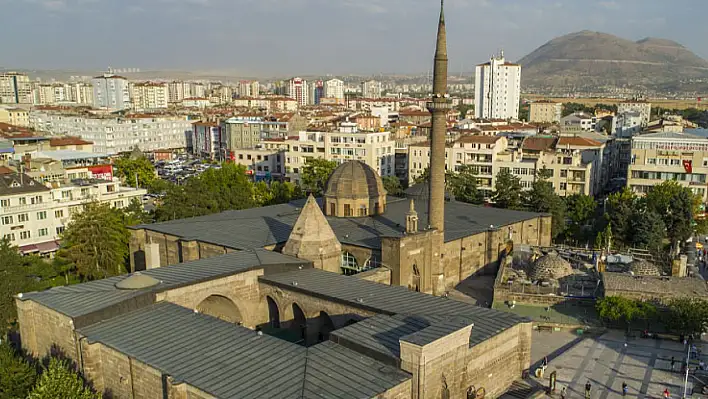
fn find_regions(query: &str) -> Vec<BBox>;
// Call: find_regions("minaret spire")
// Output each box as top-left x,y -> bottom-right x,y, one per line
427,0 -> 451,232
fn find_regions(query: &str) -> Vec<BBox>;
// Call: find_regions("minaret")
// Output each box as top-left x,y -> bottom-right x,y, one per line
427,0 -> 452,231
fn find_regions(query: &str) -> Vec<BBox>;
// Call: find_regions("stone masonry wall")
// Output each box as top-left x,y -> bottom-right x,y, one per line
16,299 -> 77,359
354,267 -> 392,285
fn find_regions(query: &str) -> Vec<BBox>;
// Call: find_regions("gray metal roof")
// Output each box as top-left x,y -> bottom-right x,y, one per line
0,173 -> 49,196
20,249 -> 308,319
78,302 -> 410,399
261,269 -> 527,350
138,197 -> 542,250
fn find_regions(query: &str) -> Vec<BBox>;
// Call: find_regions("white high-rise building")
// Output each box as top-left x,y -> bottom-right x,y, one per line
0,72 -> 32,104
474,51 -> 521,120
92,74 -> 131,110
361,80 -> 382,99
237,81 -> 260,97
168,81 -> 190,103
131,82 -> 169,111
286,77 -> 308,106
324,79 -> 345,100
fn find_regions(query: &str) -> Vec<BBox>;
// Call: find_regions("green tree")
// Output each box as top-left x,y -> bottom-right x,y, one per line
300,158 -> 337,195
28,358 -> 100,399
269,181 -> 303,205
382,176 -> 404,197
492,169 -> 523,210
562,102 -> 595,117
645,181 -> 696,245
564,194 -> 597,245
413,167 -> 430,185
663,298 -> 708,336
58,202 -> 130,280
113,154 -> 156,189
456,104 -> 473,119
0,342 -> 37,399
447,165 -> 484,205
155,163 -> 256,221
603,188 -> 637,248
596,296 -> 648,331
123,198 -> 151,225
524,168 -> 566,239
628,209 -> 666,251
253,181 -> 275,206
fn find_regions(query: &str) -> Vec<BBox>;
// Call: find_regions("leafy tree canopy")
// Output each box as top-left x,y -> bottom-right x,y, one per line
645,181 -> 696,245
492,168 -> 523,210
663,298 -> 708,336
382,176 -> 404,197
0,342 -> 37,399
446,165 -> 484,205
300,158 -> 337,196
524,168 -> 566,239
564,194 -> 597,245
28,358 -> 100,399
113,154 -> 156,189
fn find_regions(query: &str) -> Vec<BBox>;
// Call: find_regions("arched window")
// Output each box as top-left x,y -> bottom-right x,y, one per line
341,252 -> 361,276
364,254 -> 381,270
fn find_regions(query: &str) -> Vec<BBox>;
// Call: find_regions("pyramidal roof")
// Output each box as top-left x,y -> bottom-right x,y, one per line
282,195 -> 341,260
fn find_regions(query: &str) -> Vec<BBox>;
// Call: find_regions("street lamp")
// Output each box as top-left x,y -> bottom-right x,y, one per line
684,341 -> 691,398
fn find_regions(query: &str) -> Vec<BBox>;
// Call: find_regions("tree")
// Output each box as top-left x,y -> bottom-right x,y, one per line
663,298 -> 708,336
412,167 -> 430,185
123,198 -> 152,225
492,169 -> 523,210
447,165 -> 484,205
382,176 -> 404,197
0,342 -> 37,399
300,158 -> 337,196
113,154 -> 156,189
628,209 -> 666,251
596,296 -> 654,331
645,181 -> 696,246
524,168 -> 566,239
253,181 -> 275,206
456,104 -> 473,119
269,181 -> 303,205
58,202 -> 130,280
564,194 -> 597,245
603,188 -> 637,248
155,163 -> 256,221
28,358 -> 100,399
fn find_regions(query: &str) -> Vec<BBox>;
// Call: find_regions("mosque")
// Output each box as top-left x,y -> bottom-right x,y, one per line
16,2 -> 551,398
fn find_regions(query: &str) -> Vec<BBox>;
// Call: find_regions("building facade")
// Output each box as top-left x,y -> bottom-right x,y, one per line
618,101 -> 651,127
92,74 -> 131,110
221,116 -> 263,152
529,100 -> 562,124
0,72 -> 32,104
192,122 -> 222,160
287,78 -> 308,106
131,82 -> 169,111
0,107 -> 29,127
628,131 -> 708,202
474,52 -> 521,120
324,79 -> 345,100
362,80 -> 383,99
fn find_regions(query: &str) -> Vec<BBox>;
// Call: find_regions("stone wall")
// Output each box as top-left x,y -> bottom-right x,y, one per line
16,299 -> 77,359
129,228 -> 233,272
354,267 -> 391,285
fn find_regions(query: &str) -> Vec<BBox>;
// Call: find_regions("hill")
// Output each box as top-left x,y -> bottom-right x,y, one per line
518,31 -> 708,92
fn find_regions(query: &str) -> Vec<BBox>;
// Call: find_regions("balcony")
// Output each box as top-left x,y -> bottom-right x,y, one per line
2,203 -> 45,212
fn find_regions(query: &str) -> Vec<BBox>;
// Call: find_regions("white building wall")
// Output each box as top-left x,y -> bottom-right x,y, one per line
474,52 -> 521,120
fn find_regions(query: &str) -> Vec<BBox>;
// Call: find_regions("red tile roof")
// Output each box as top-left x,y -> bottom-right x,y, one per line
522,137 -> 558,152
557,137 -> 602,147
49,137 -> 93,146
457,135 -> 502,144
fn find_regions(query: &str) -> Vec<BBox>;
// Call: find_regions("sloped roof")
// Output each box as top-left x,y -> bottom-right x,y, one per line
78,302 -> 410,399
0,173 -> 49,196
557,136 -> 602,147
521,137 -> 558,152
283,195 -> 341,259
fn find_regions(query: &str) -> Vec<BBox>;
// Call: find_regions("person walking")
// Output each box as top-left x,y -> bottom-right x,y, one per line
560,387 -> 567,399
664,387 -> 670,398
622,382 -> 628,397
585,381 -> 592,399
671,356 -> 675,371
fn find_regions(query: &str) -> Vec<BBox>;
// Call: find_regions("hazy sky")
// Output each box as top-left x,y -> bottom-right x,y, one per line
2,0 -> 707,77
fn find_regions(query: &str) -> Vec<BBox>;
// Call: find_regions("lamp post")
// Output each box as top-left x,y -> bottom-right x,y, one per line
684,340 -> 691,398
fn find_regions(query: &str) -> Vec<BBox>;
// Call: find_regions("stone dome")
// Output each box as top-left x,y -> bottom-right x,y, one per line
115,273 -> 160,290
528,253 -> 573,281
324,161 -> 387,217
630,259 -> 661,276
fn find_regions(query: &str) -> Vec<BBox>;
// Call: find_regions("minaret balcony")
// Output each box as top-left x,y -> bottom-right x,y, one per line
427,100 -> 454,112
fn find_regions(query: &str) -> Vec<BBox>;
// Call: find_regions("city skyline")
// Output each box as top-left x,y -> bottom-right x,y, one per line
2,0 -> 708,76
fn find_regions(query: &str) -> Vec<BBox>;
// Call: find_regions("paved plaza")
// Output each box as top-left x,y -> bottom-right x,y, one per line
530,330 -> 704,398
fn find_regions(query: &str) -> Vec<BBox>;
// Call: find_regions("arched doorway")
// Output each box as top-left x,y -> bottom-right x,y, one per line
196,295 -> 243,325
341,251 -> 360,275
411,263 -> 421,292
317,311 -> 335,342
266,296 -> 280,329
291,303 -> 307,344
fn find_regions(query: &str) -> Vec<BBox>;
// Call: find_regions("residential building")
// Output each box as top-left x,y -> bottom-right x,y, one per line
68,82 -> 94,105
361,80 -> 382,99
618,100 -> 651,127
286,78 -> 308,106
561,112 -> 596,133
131,82 -> 169,111
167,81 -> 189,103
0,172 -> 145,255
30,111 -> 193,154
191,122 -> 222,160
628,131 -> 708,202
33,84 -> 68,105
474,51 -> 521,120
324,79 -> 345,100
614,111 -> 643,138
529,100 -> 562,124
221,116 -> 264,152
181,97 -> 211,108
92,74 -> 131,110
229,148 -> 284,179
0,107 -> 29,127
237,81 -> 259,98
311,80 -> 324,105
0,72 -> 32,104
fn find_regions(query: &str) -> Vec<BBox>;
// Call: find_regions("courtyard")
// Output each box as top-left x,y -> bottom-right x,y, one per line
529,330 -> 706,398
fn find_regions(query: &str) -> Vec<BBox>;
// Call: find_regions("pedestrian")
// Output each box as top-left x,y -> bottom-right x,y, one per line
622,382 -> 628,397
542,356 -> 548,368
585,381 -> 592,399
664,387 -> 670,398
671,356 -> 675,371
561,387 -> 567,399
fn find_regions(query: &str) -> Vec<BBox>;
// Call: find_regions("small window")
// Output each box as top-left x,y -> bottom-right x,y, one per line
56,226 -> 65,235
344,204 -> 352,217
38,228 -> 48,237
330,203 -> 335,215
358,206 -> 367,216
19,231 -> 31,240
3,233 -> 15,241
1,216 -> 13,225
0,199 -> 9,207
18,214 -> 29,223
36,211 -> 47,220
55,210 -> 64,218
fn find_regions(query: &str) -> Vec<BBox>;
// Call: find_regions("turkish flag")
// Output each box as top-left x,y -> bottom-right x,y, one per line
683,160 -> 693,174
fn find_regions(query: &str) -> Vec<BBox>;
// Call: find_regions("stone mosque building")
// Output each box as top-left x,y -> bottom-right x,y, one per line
16,3 -> 551,398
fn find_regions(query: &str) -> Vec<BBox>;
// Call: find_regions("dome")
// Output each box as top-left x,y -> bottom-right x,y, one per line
115,273 -> 161,290
324,161 -> 387,217
630,259 -> 661,276
528,253 -> 573,281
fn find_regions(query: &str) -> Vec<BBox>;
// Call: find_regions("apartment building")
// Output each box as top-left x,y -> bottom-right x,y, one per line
0,72 -> 33,104
191,122 -> 222,160
229,148 -> 284,179
561,112 -> 596,132
31,111 -> 193,154
474,51 -> 521,120
618,100 -> 651,127
529,100 -> 562,124
0,107 -> 29,127
92,74 -> 131,110
408,134 -> 606,197
324,79 -> 345,100
0,172 -> 145,255
287,78 -> 308,106
221,116 -> 264,151
131,82 -> 169,111
361,80 -> 382,99
628,131 -> 708,202
168,81 -> 189,103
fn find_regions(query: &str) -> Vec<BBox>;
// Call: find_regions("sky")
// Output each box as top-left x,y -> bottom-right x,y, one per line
1,0 -> 707,77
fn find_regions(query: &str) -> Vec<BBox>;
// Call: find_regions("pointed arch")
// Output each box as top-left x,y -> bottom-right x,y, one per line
196,295 -> 243,325
266,296 -> 280,329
